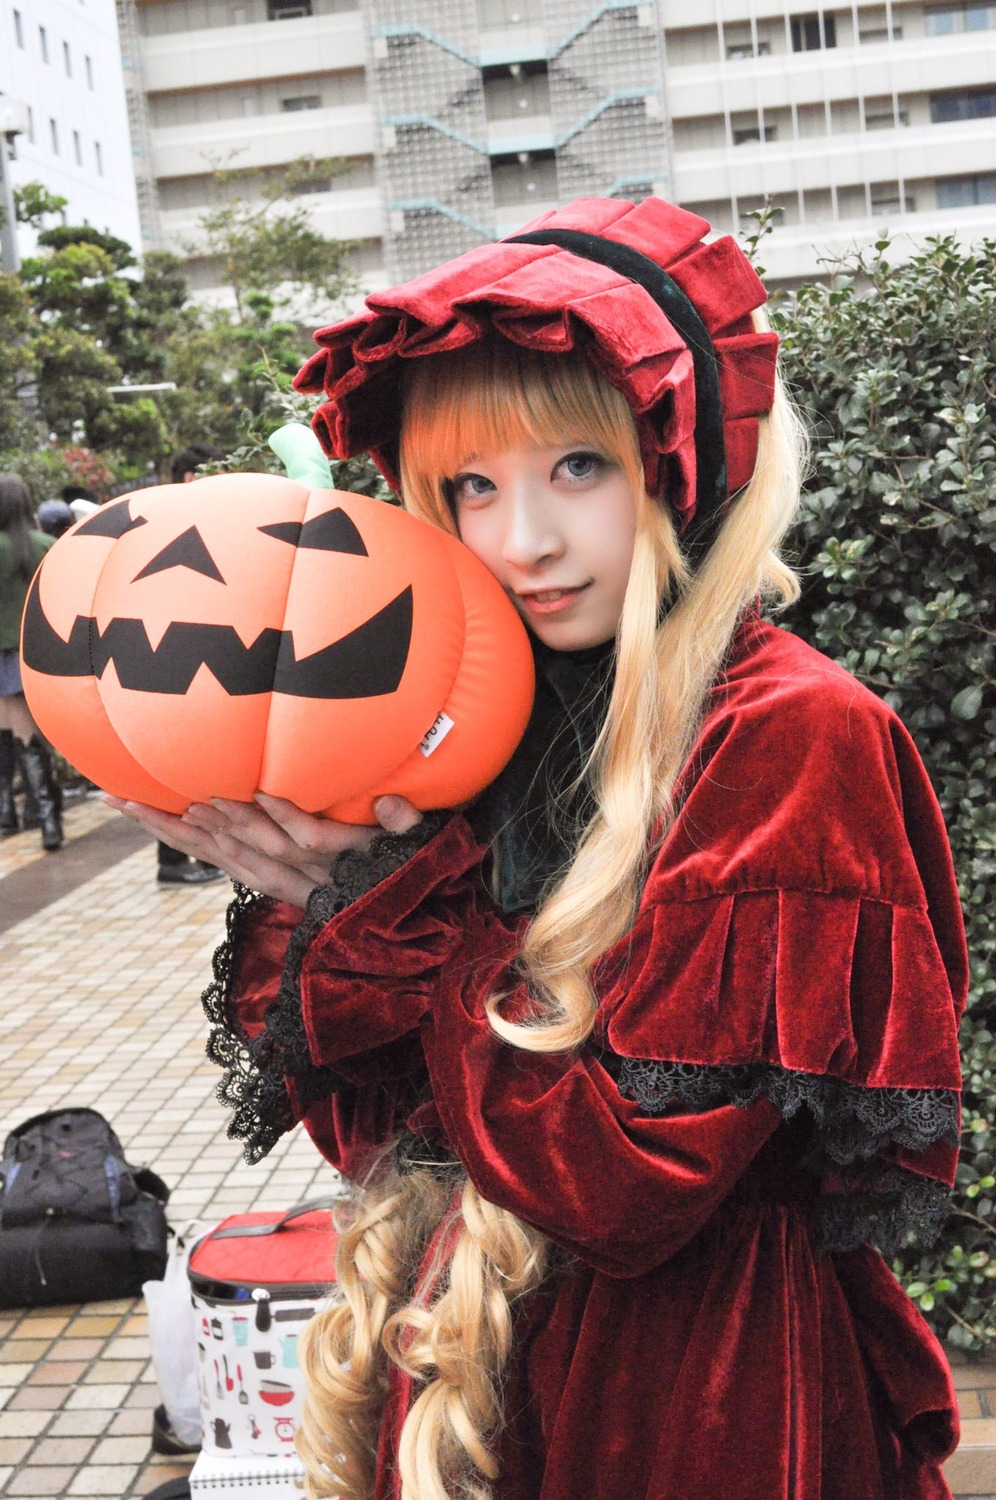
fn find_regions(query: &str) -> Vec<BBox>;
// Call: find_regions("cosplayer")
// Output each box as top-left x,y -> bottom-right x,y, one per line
114,198 -> 966,1500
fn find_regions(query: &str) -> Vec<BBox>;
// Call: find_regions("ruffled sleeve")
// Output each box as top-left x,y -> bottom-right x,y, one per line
200,821 -> 448,1174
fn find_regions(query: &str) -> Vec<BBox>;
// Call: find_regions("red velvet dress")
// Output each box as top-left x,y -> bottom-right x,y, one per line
208,616 -> 966,1500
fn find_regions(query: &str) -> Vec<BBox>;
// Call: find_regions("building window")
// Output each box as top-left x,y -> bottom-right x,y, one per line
733,125 -> 778,143
865,107 -> 909,128
936,172 -> 996,206
859,24 -> 902,40
930,87 -> 996,122
39,24 -> 49,61
95,140 -> 103,175
73,129 -> 82,164
790,12 -> 837,50
49,118 -> 59,153
63,39 -> 72,75
291,173 -> 332,193
26,105 -> 34,143
267,0 -> 312,17
85,55 -> 94,89
926,2 -> 996,32
13,9 -> 23,47
727,40 -> 772,57
870,183 -> 915,213
281,95 -> 321,111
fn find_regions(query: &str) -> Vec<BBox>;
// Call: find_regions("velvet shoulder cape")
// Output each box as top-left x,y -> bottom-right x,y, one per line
597,612 -> 965,1100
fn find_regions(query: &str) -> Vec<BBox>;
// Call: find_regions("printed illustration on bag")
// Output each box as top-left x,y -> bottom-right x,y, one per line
188,1200 -> 340,1460
192,1293 -> 322,1456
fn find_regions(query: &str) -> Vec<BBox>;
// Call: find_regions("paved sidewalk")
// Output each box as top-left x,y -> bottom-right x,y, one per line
0,798 -> 993,1498
0,801 -> 334,1498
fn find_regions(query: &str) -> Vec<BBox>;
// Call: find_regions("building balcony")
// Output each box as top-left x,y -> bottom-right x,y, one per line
477,24 -> 547,66
666,31 -> 996,118
150,104 -> 375,180
486,116 -> 555,154
140,11 -> 366,95
760,201 -> 996,282
671,118 -> 996,202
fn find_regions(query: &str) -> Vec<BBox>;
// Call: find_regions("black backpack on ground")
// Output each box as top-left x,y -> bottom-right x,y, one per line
0,1107 -> 170,1308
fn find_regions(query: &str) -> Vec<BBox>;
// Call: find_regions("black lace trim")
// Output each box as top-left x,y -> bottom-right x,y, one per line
202,882 -> 282,1160
201,818 -> 447,1166
609,1056 -> 957,1255
613,1058 -> 959,1165
817,1165 -> 951,1256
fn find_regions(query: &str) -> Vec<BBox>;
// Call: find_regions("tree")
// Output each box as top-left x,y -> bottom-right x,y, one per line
15,238 -> 170,470
0,271 -> 38,451
195,158 -> 356,323
0,164 -> 359,489
13,181 -> 68,229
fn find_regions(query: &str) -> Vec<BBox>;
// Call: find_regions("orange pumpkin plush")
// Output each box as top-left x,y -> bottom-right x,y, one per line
20,427 -> 534,821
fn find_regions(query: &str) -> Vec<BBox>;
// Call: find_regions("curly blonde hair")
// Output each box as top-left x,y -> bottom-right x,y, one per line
297,326 -> 805,1499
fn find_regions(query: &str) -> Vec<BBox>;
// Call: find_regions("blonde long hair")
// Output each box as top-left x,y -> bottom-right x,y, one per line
298,325 -> 805,1499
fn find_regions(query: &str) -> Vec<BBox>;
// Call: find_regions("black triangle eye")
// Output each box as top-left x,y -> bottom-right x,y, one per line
132,526 -> 225,583
76,499 -> 148,539
258,509 -> 367,557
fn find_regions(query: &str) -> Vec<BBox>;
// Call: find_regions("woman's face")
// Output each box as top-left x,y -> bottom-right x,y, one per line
447,440 -> 638,651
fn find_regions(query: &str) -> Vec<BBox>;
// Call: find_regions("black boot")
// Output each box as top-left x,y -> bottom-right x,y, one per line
14,736 -> 64,851
0,730 -> 17,835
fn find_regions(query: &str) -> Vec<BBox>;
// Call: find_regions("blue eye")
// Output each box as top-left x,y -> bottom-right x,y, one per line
559,452 -> 603,481
450,472 -> 495,506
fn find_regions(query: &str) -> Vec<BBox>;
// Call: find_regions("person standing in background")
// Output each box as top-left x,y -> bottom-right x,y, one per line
0,474 -> 63,850
35,499 -> 75,540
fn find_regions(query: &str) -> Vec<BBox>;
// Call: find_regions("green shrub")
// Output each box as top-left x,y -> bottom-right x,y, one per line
775,236 -> 995,1351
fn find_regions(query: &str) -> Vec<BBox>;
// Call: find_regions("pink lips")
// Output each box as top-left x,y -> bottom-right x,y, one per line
516,583 -> 590,616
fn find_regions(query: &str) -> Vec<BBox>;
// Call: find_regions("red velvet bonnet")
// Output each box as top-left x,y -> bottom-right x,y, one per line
294,196 -> 779,532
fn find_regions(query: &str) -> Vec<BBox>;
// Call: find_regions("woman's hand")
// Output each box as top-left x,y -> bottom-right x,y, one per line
103,791 -> 423,909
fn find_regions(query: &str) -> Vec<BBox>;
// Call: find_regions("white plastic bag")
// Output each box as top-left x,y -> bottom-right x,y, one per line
143,1220 -> 205,1447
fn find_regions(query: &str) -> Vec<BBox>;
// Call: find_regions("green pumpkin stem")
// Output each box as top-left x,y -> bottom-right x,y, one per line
268,423 -> 333,489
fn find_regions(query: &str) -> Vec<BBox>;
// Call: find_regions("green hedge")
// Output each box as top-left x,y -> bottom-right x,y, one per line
774,236 -> 995,1351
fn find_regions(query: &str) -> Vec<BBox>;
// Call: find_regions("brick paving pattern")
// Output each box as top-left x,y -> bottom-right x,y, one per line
1,797 -> 993,1497
1,800 -> 333,1497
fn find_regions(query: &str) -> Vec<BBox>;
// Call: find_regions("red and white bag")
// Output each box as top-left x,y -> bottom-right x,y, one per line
188,1199 -> 339,1458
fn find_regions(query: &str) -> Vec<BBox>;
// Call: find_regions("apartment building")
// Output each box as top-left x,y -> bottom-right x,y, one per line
664,1 -> 996,281
0,0 -> 142,261
124,0 -> 380,299
127,0 -> 996,294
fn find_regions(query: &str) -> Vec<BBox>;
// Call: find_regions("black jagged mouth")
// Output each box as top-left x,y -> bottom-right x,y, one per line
21,574 -> 414,700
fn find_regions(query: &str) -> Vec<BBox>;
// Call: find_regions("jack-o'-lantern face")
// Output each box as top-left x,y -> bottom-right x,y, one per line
21,472 -> 533,817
